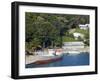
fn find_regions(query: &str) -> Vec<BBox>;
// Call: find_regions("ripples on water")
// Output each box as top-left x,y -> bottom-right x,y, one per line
26,52 -> 89,68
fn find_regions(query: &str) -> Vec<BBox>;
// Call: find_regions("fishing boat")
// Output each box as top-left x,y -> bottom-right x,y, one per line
26,49 -> 63,65
34,49 -> 63,64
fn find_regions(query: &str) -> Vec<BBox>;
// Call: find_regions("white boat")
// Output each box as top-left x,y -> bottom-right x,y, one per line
67,50 -> 80,55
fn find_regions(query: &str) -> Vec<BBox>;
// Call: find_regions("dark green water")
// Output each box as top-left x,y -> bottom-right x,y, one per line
26,52 -> 89,68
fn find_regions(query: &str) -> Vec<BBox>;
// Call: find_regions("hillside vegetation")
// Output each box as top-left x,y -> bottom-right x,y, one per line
25,12 -> 89,51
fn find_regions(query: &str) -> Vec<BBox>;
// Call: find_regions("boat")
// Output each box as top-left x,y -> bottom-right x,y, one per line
67,50 -> 80,55
26,49 -> 63,65
33,49 -> 63,64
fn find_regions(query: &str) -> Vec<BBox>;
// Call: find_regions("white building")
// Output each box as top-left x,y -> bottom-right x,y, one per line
73,32 -> 84,40
79,24 -> 89,30
62,41 -> 84,49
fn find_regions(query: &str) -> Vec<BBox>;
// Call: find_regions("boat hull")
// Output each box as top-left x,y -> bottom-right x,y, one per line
27,55 -> 63,65
26,49 -> 63,65
34,56 -> 62,64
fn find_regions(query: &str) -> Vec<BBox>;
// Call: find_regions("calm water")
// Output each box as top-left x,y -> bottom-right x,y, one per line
26,52 -> 89,68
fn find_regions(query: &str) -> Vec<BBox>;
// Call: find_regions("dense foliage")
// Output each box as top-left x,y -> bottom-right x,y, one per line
25,12 -> 89,51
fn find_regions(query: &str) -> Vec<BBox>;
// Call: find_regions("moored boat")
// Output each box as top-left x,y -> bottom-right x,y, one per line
34,49 -> 63,64
67,50 -> 80,55
26,49 -> 63,65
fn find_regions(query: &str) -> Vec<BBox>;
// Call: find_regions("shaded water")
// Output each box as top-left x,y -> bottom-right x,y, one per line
26,52 -> 89,68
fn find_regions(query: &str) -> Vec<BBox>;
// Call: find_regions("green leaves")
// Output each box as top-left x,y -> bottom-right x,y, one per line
25,12 -> 89,50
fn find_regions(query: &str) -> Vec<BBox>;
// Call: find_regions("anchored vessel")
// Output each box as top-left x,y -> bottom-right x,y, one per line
26,49 -> 63,65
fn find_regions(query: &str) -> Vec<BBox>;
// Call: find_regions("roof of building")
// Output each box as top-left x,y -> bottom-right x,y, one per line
79,24 -> 89,27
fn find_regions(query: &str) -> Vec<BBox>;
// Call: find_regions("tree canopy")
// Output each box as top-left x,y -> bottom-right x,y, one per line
25,12 -> 89,51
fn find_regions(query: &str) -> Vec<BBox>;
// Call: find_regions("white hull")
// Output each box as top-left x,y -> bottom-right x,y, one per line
68,51 -> 80,54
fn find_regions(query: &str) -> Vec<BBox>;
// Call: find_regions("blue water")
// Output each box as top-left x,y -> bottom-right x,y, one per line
26,52 -> 89,68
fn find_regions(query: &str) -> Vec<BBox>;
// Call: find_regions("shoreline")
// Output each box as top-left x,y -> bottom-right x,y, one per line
26,47 -> 89,65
